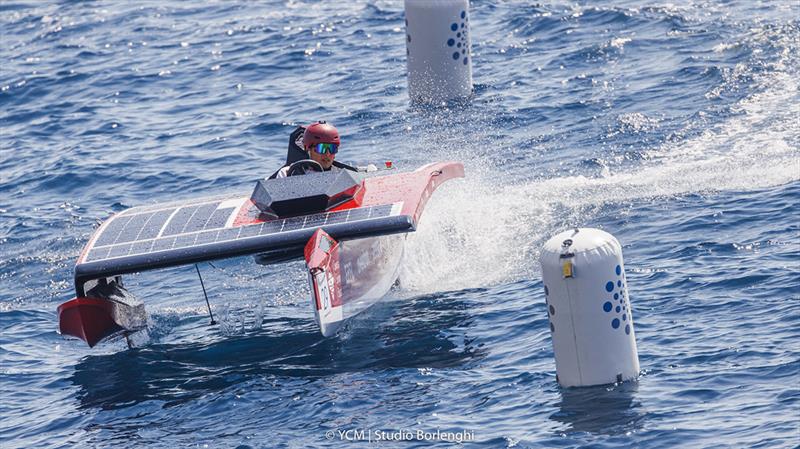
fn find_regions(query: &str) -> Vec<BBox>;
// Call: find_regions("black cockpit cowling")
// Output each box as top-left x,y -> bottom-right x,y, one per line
251,169 -> 364,218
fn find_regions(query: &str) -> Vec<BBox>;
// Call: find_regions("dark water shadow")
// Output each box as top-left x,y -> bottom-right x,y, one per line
71,291 -> 486,411
550,381 -> 645,436
341,290 -> 486,370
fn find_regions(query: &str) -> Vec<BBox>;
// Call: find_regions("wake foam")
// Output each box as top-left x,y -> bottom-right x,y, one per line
400,25 -> 800,294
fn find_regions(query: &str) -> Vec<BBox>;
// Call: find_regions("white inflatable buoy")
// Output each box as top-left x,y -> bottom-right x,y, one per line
540,228 -> 640,388
404,0 -> 473,104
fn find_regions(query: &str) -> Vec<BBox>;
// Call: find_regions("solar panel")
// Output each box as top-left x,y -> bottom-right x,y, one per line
161,204 -> 201,237
206,207 -> 234,229
137,209 -> 174,240
84,203 -> 401,263
94,215 -> 133,246
115,192 -> 243,215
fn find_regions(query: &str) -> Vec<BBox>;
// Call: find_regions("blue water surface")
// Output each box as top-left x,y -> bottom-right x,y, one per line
1,1 -> 799,448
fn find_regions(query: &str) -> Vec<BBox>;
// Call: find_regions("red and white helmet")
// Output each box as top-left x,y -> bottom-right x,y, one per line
302,121 -> 340,150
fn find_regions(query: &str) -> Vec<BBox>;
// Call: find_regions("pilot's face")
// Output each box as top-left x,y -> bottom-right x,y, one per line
308,147 -> 335,170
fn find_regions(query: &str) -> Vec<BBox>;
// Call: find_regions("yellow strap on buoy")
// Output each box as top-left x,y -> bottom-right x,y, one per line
560,236 -> 575,278
562,260 -> 574,278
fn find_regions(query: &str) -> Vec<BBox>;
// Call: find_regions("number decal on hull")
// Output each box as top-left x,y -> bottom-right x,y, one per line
316,271 -> 332,314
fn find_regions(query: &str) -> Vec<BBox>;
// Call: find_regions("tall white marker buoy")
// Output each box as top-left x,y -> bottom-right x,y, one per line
540,228 -> 640,388
404,0 -> 473,104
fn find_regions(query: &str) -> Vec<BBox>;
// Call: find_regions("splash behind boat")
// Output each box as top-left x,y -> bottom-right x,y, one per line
58,161 -> 464,347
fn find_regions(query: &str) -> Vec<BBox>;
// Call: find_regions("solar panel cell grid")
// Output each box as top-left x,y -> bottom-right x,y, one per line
82,204 -> 400,263
345,208 -> 370,221
217,227 -> 240,242
162,205 -> 200,237
238,224 -> 262,238
94,215 -> 133,247
194,230 -> 219,245
87,247 -> 110,262
183,203 -> 219,234
205,207 -> 234,230
108,244 -> 132,259
115,212 -> 155,244
175,234 -> 198,249
130,240 -> 154,255
259,220 -> 283,235
137,209 -> 174,240
152,236 -> 176,252
304,213 -> 329,228
281,216 -> 306,232
117,192 -> 242,215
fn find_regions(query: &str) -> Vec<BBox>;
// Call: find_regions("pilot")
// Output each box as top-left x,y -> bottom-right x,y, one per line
273,121 -> 343,178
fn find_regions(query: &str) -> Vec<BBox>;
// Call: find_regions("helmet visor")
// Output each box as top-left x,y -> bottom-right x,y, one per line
310,142 -> 339,154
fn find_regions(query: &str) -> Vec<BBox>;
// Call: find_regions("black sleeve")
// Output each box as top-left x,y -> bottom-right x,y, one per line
332,160 -> 359,172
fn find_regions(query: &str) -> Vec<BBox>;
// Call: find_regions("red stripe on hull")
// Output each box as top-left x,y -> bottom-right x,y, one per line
305,229 -> 343,309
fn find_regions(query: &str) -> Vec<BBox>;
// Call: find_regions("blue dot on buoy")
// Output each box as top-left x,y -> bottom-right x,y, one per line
625,324 -> 630,334
616,265 -> 621,276
461,22 -> 465,29
447,38 -> 454,46
603,301 -> 612,312
622,314 -> 627,321
616,305 -> 621,313
544,285 -> 549,296
617,280 -> 622,287
452,52 -> 459,60
457,42 -> 461,48
614,293 -> 619,300
451,23 -> 458,31
462,57 -> 468,65
612,318 -> 620,329
605,281 -> 614,292
461,10 -> 465,19
457,32 -> 461,38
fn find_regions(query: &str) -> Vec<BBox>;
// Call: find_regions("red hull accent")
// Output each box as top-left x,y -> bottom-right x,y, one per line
233,161 -> 465,227
57,297 -> 122,348
305,229 -> 343,310
360,161 -> 465,224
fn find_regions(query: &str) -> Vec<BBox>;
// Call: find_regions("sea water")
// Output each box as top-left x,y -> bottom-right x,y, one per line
1,1 -> 798,448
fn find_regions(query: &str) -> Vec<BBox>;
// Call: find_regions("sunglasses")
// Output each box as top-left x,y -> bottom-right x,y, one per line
309,143 -> 339,154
